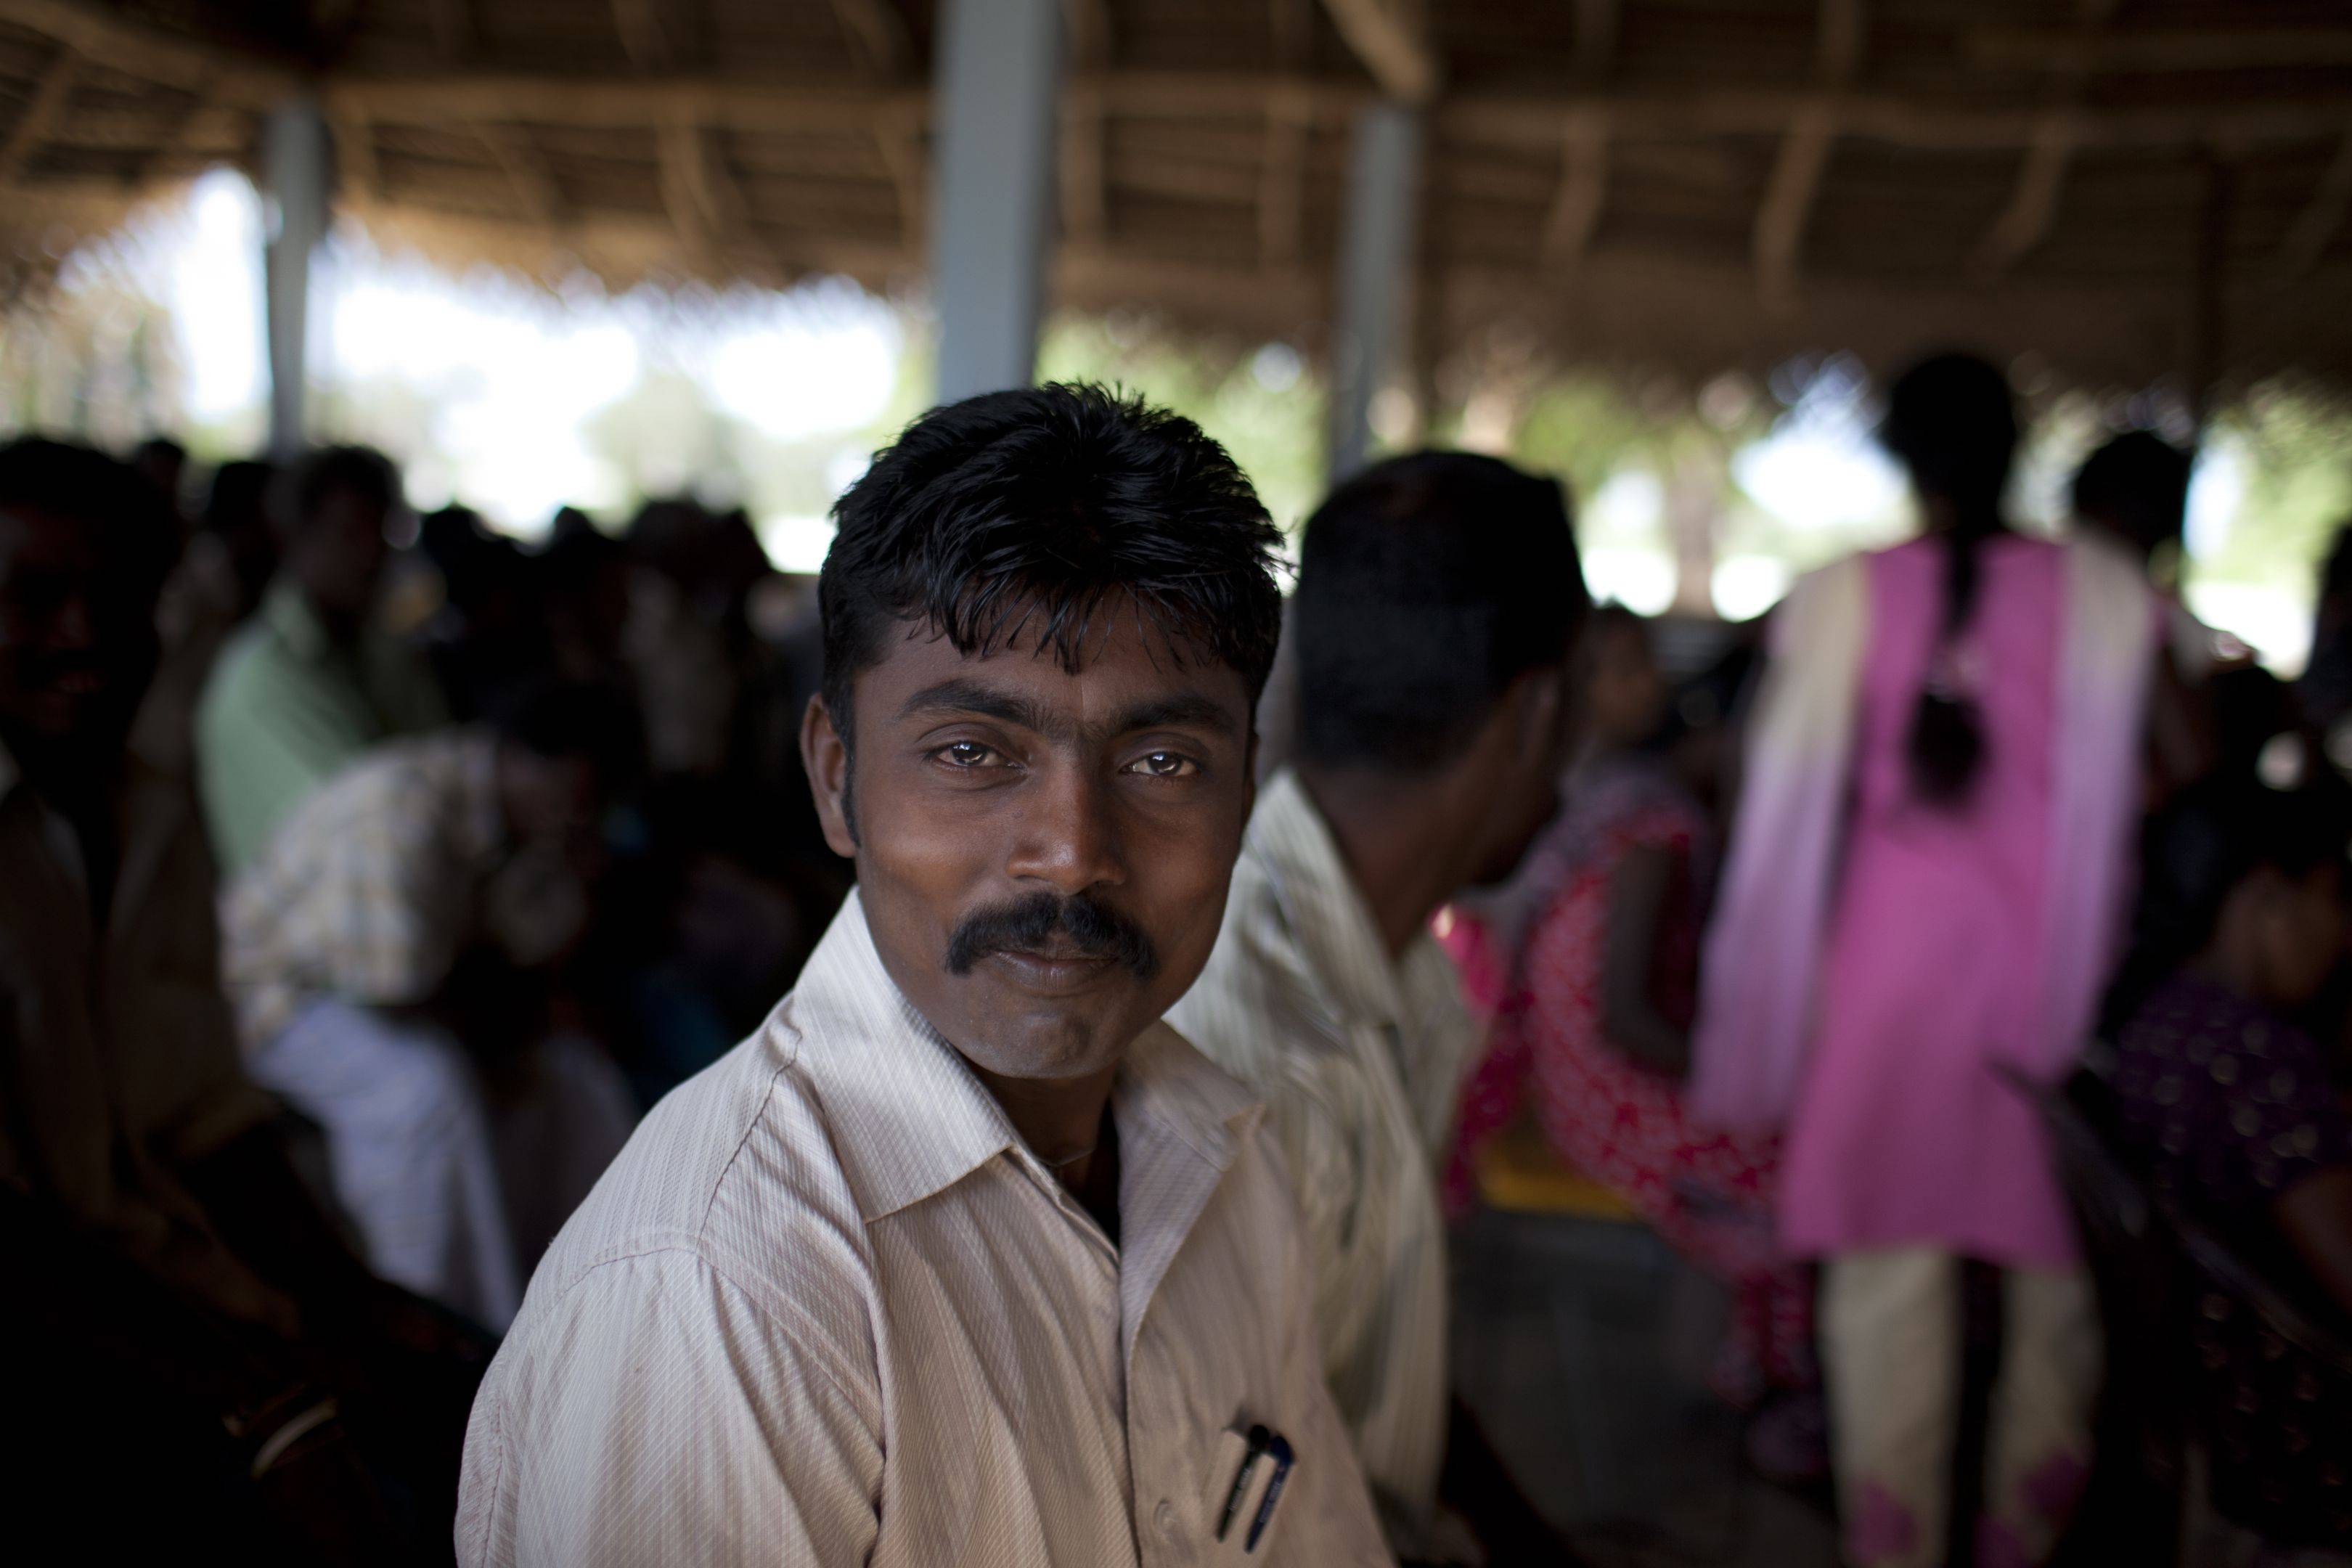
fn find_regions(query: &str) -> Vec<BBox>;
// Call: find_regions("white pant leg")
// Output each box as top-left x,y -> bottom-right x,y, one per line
1822,1247 -> 1964,1568
1980,1265 -> 2100,1567
249,1000 -> 523,1330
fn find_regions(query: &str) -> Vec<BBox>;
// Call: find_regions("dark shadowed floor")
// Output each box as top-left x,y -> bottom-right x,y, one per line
1453,1209 -> 1839,1568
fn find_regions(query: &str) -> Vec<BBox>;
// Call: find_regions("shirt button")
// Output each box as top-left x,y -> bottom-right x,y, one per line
1153,1499 -> 1179,1538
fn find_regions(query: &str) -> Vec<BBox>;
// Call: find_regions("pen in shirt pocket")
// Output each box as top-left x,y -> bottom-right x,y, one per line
1214,1424 -> 1272,1543
1244,1436 -> 1294,1553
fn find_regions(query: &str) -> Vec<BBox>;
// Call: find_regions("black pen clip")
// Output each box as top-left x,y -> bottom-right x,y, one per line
1214,1424 -> 1273,1543
1244,1435 -> 1294,1553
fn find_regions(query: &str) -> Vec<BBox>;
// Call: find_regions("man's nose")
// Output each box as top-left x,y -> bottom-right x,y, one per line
50,587 -> 99,650
1005,761 -> 1127,896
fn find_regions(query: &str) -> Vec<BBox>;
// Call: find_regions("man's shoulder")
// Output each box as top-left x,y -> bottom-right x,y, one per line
195,615 -> 289,721
510,1008 -> 876,1355
1169,860 -> 1348,1074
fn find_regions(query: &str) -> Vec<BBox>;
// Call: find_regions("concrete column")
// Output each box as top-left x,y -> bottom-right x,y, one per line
928,0 -> 1063,404
1325,101 -> 1422,483
263,97 -> 332,460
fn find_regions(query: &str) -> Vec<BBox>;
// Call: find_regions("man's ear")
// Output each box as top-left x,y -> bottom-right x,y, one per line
799,693 -> 859,858
1514,664 -> 1569,765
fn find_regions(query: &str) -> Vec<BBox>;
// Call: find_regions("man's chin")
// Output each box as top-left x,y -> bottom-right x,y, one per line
952,999 -> 1137,1086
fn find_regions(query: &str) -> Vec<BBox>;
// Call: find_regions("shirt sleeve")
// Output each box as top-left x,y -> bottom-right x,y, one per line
459,1249 -> 883,1568
1252,1052 -> 1376,1391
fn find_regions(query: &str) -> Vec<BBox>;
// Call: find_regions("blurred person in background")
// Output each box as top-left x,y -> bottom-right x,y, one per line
131,434 -> 192,523
139,459 -> 280,773
2300,520 -> 2352,774
413,505 -> 535,722
2090,778 -> 2352,1560
1171,450 -> 1586,1564
2096,779 -> 2352,1316
0,438 -> 487,1563
1692,353 -> 2165,1568
197,444 -> 445,874
221,682 -> 640,1331
1446,608 -> 1816,1472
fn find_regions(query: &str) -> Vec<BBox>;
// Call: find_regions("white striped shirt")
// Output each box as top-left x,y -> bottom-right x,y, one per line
1167,771 -> 1474,1544
456,889 -> 1391,1567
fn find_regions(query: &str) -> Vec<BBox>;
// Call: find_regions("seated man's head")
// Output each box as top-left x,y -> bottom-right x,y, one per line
273,445 -> 401,632
2071,429 -> 2192,572
2147,780 -> 2352,1014
804,383 -> 1283,1085
490,679 -> 641,862
1294,450 -> 1586,889
0,438 -> 173,780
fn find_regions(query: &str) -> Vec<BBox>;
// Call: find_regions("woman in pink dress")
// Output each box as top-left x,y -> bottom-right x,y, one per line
1447,610 -> 1810,1408
1691,354 -> 2161,1568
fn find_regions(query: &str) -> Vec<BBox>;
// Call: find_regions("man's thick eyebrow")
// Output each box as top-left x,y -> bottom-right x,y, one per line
896,679 -> 1238,740
1110,694 -> 1238,737
898,678 -> 1050,730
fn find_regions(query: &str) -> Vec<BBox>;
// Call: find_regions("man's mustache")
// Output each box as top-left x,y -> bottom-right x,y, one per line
944,891 -> 1160,981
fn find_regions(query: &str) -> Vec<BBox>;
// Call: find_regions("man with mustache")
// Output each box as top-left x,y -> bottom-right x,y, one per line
457,385 -> 1391,1566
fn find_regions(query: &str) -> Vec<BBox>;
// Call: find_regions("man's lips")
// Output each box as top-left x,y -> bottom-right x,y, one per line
981,945 -> 1120,993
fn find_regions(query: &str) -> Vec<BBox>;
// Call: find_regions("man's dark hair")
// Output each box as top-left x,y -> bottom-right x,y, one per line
2104,777 -> 2352,1031
1293,450 -> 1585,775
274,444 -> 400,539
2072,429 -> 2193,562
817,383 -> 1284,751
0,436 -> 178,596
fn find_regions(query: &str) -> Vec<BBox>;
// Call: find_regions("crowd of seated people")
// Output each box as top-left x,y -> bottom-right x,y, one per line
4,349 -> 2350,1568
0,431 -> 849,1559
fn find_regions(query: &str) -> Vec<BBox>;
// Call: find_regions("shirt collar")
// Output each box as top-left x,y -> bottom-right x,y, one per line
783,890 -> 1261,1225
261,578 -> 334,663
1246,767 -> 1412,1031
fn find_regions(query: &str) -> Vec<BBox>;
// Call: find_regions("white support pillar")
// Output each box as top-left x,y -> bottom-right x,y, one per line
928,0 -> 1063,404
264,97 -> 332,461
1326,101 -> 1421,483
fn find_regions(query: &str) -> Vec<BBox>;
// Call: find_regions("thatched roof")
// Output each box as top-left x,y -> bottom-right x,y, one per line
4,0 -> 2351,393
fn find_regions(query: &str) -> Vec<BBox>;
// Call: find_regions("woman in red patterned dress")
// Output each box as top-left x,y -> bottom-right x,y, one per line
1445,608 -> 1813,1409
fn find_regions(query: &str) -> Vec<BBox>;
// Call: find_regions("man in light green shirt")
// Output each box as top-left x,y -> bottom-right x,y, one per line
196,446 -> 444,873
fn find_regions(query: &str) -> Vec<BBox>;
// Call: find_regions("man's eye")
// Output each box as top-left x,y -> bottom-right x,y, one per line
937,741 -> 1001,768
1125,751 -> 1198,778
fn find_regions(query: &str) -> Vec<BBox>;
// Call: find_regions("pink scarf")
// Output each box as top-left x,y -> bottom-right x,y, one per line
1690,537 -> 2155,1130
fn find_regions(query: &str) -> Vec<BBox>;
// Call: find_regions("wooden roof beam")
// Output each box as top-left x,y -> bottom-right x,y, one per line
611,0 -> 666,70
1574,0 -> 1617,78
658,114 -> 719,264
1749,0 -> 1861,309
0,0 -> 290,102
1974,112 -> 2079,277
830,0 -> 909,78
336,107 -> 379,202
1317,0 -> 1437,105
1541,106 -> 1608,271
474,123 -> 560,227
427,0 -> 471,60
1061,86 -> 1106,245
873,103 -> 925,249
0,44 -> 79,186
1972,25 -> 2352,74
1817,0 -> 1864,86
1754,102 -> 1835,309
1257,86 -> 1313,266
2275,125 -> 2352,285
